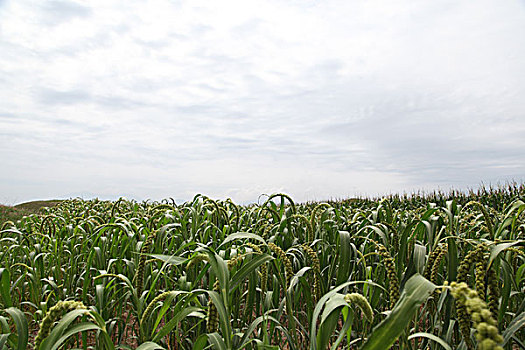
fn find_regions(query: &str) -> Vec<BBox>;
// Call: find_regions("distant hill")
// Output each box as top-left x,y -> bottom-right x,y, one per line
0,199 -> 62,226
14,199 -> 63,211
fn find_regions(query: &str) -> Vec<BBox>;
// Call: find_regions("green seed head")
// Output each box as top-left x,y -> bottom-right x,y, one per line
268,242 -> 293,286
34,301 -> 88,348
449,281 -> 503,350
344,293 -> 374,322
186,253 -> 210,270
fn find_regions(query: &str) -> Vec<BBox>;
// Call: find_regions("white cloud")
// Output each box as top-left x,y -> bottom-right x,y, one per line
1,0 -> 524,204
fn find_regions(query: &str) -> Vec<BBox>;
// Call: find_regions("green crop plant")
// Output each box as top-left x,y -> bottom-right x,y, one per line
0,183 -> 523,348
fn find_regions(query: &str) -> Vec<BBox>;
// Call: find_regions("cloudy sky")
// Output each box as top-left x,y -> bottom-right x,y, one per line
1,0 -> 524,204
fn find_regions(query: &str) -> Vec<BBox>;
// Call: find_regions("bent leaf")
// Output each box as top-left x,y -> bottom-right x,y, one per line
361,274 -> 436,350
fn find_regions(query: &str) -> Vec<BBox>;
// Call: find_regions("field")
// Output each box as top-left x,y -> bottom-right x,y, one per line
0,185 -> 524,349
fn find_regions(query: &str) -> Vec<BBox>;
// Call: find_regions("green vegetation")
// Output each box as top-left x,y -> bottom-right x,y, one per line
0,184 -> 524,349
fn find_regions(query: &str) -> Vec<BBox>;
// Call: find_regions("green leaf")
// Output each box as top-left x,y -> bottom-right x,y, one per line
147,254 -> 187,266
413,244 -> 426,275
488,241 -> 524,269
408,332 -> 452,350
207,291 -> 232,348
230,253 -> 273,292
310,280 -> 385,350
4,307 -> 28,350
446,238 -> 458,282
219,232 -> 267,248
203,250 -> 230,298
401,244 -> 426,288
336,231 -> 352,285
136,342 -> 166,350
330,310 -> 353,350
287,267 -> 312,293
361,274 -> 436,350
0,269 -> 13,308
502,311 -> 525,346
192,334 -> 208,350
207,332 -> 227,350
0,334 -> 9,349
237,315 -> 282,349
317,294 -> 348,350
364,225 -> 388,246
317,304 -> 342,350
320,294 -> 348,325
38,309 -> 91,350
50,323 -> 101,350
152,306 -> 201,342
151,291 -> 187,334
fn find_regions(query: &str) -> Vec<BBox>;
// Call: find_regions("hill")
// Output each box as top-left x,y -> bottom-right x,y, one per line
0,199 -> 62,226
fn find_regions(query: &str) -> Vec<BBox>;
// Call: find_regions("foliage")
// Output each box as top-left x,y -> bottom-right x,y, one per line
0,184 -> 524,349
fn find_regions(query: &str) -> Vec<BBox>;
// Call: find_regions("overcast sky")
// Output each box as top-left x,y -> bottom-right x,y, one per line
1,0 -> 524,204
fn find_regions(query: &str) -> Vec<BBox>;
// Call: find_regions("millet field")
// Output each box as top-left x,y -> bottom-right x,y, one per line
1,184 -> 525,349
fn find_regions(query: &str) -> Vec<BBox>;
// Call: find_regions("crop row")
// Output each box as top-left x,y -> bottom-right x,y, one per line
0,188 -> 524,349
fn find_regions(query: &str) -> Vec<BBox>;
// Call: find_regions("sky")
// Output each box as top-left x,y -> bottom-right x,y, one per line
1,0 -> 525,204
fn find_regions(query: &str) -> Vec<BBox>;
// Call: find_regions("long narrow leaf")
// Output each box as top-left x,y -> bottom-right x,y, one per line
361,274 -> 436,350
4,307 -> 28,350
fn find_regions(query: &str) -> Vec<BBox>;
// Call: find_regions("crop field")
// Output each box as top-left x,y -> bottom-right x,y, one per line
0,184 -> 524,349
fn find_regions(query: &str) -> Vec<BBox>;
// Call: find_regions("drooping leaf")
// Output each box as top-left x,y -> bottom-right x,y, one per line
361,274 -> 436,350
4,307 -> 28,350
408,332 -> 452,350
